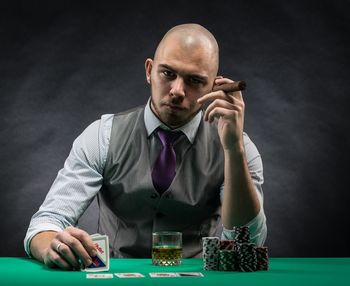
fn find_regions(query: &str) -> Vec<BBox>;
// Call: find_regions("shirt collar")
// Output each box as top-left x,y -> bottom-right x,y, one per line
144,98 -> 202,144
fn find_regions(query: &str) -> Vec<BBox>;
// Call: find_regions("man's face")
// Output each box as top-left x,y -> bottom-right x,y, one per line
145,36 -> 217,128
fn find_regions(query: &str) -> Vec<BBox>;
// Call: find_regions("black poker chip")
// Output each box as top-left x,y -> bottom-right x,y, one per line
233,226 -> 251,243
218,250 -> 237,271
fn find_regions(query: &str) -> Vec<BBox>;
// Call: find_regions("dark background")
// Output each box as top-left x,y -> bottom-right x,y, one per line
1,0 -> 349,257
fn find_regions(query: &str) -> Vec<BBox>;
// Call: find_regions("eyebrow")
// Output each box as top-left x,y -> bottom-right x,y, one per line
158,64 -> 209,82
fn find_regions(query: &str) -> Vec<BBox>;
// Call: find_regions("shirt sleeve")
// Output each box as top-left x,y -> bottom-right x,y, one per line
220,132 -> 267,246
23,114 -> 114,256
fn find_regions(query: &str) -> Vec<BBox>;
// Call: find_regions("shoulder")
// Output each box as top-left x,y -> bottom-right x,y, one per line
76,114 -> 114,141
110,106 -> 146,134
82,107 -> 143,138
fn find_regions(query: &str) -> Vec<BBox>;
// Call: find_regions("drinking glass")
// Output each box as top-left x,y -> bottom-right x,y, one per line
152,231 -> 182,266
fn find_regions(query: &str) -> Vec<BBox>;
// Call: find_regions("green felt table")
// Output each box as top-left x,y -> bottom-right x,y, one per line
0,257 -> 349,285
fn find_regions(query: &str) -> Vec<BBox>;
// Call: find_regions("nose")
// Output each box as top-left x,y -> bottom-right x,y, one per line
170,77 -> 185,98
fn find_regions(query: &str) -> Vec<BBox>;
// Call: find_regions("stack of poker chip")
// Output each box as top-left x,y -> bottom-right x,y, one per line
218,250 -> 237,271
255,246 -> 269,270
233,226 -> 250,243
236,243 -> 257,272
202,226 -> 269,272
218,240 -> 237,271
202,237 -> 220,270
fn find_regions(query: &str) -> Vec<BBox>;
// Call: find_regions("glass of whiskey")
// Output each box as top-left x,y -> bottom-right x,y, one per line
152,231 -> 182,266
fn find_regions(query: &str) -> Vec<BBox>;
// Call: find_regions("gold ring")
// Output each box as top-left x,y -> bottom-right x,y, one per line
56,243 -> 62,253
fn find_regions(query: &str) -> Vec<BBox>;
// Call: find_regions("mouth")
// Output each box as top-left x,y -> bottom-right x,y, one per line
164,103 -> 185,111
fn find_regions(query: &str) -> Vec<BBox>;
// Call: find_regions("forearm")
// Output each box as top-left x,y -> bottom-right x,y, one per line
222,207 -> 267,245
30,231 -> 58,262
221,147 -> 261,228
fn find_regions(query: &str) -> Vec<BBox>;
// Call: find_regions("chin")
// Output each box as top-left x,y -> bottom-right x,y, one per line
162,114 -> 184,128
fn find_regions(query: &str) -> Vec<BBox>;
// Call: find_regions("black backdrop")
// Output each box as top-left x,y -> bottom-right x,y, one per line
1,0 -> 349,257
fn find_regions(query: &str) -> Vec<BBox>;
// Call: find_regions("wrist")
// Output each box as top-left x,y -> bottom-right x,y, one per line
223,142 -> 245,157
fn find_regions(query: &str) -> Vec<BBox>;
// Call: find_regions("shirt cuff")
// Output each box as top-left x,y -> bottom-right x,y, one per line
221,206 -> 267,246
24,223 -> 64,257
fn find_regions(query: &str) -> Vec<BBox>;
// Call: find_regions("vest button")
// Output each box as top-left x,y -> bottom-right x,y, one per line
150,193 -> 158,199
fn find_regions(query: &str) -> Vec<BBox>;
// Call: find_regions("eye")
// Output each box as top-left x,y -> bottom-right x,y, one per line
188,77 -> 203,85
162,70 -> 175,78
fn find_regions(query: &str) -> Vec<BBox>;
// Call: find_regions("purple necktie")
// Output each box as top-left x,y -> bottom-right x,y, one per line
151,128 -> 181,194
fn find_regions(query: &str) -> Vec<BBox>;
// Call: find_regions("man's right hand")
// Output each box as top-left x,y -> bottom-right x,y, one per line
30,227 -> 97,270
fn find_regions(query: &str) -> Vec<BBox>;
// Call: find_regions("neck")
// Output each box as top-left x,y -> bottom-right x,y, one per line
149,99 -> 201,129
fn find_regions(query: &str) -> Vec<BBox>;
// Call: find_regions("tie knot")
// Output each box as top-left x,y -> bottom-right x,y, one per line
156,128 -> 181,146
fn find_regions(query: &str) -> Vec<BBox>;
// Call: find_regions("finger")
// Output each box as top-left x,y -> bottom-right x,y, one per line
57,231 -> 92,267
51,238 -> 81,269
65,227 -> 97,258
206,103 -> 243,123
214,77 -> 234,85
207,107 -> 241,123
198,90 -> 234,105
198,92 -> 244,111
56,230 -> 92,267
203,99 -> 237,121
214,75 -> 224,83
213,79 -> 244,100
228,90 -> 243,101
56,241 -> 82,269
45,248 -> 74,270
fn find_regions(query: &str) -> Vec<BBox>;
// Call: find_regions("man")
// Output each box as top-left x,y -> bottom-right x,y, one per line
24,23 -> 266,270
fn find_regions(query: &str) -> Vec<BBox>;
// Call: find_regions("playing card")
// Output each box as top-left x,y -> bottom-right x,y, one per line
82,234 -> 110,272
90,233 -> 101,238
176,272 -> 204,277
86,273 -> 113,279
115,273 -> 145,278
149,272 -> 204,278
149,272 -> 178,277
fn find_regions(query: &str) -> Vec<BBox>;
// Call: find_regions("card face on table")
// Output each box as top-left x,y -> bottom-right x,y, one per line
82,233 -> 110,272
86,273 -> 113,279
176,272 -> 204,277
150,272 -> 178,277
149,272 -> 204,278
115,273 -> 145,278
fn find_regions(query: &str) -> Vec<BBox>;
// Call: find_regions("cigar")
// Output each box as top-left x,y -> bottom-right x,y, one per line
212,81 -> 246,93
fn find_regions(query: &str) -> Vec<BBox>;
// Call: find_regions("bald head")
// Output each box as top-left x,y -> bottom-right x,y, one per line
154,24 -> 219,76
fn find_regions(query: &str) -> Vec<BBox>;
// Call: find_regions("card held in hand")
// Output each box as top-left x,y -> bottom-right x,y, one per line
82,233 -> 110,272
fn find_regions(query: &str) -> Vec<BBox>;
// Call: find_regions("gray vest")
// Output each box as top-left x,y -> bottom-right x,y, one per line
98,106 -> 224,258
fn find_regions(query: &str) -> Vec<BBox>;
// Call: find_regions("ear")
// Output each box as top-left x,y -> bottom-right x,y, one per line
145,58 -> 153,84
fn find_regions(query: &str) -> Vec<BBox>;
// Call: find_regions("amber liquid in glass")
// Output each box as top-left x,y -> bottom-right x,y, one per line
152,246 -> 182,266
